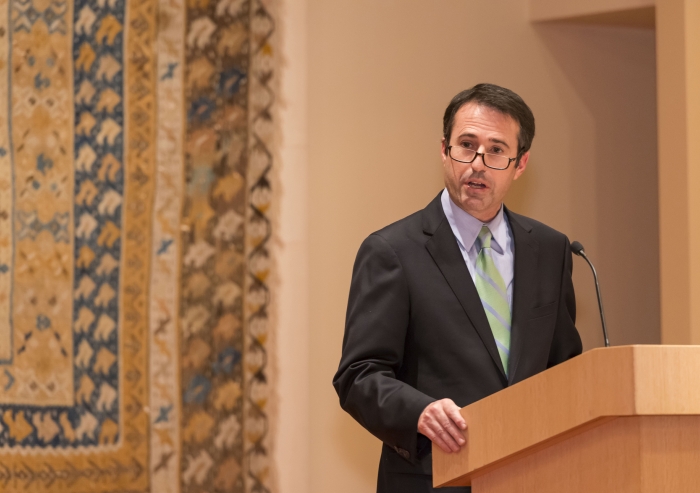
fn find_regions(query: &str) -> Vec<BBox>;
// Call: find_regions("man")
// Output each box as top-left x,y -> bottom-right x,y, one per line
333,83 -> 583,492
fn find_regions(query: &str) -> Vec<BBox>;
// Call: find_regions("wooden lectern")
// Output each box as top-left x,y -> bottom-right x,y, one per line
433,345 -> 700,492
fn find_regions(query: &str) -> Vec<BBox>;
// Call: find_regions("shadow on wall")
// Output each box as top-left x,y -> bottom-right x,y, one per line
533,22 -> 659,348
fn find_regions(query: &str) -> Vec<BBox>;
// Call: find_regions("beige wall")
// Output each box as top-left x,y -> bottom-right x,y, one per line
278,1 -> 659,491
655,0 -> 700,344
531,0 -> 654,21
276,0 -> 310,490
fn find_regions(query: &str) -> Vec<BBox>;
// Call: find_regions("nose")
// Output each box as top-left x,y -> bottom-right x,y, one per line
471,148 -> 487,172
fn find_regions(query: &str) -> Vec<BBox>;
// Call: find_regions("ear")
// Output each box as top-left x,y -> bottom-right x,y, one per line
441,138 -> 448,164
513,151 -> 529,180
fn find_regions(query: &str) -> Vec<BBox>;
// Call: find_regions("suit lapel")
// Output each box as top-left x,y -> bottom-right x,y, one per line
505,208 -> 539,385
423,197 -> 507,380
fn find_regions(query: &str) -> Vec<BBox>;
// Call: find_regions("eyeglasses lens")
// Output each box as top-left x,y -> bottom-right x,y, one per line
449,147 -> 509,170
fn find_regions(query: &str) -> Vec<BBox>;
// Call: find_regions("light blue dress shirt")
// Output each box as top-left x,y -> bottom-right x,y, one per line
440,188 -> 514,312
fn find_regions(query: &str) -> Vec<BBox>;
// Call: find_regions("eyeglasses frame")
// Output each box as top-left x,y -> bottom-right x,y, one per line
446,145 -> 518,171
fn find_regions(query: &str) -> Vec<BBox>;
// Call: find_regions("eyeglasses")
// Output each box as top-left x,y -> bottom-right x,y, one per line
447,145 -> 517,170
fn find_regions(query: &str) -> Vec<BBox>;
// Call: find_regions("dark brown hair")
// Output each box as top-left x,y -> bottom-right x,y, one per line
443,83 -> 535,164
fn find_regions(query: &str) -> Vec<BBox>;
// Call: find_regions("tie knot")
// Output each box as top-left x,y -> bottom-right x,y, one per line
478,226 -> 493,250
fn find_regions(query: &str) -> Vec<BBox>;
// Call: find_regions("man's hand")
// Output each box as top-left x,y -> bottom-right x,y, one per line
417,399 -> 467,453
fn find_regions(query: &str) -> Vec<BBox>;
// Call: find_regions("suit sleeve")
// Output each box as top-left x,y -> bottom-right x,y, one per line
333,233 -> 435,463
548,236 -> 583,367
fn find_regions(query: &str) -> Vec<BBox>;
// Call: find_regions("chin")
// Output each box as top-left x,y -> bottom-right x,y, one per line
464,199 -> 493,216
463,195 -> 486,208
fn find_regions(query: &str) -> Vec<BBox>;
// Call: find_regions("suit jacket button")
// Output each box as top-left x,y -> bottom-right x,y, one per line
397,447 -> 410,460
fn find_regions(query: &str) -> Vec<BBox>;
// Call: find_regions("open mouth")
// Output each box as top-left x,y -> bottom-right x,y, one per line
467,181 -> 487,189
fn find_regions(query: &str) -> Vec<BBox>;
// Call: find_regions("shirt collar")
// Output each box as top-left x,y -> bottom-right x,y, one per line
440,188 -> 508,255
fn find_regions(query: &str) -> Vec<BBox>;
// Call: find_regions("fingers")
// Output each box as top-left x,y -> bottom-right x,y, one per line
422,424 -> 459,453
430,432 -> 455,454
439,412 -> 466,448
417,399 -> 467,454
445,400 -> 467,430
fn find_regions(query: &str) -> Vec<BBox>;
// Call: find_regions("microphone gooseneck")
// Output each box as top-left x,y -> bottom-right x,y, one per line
570,241 -> 610,347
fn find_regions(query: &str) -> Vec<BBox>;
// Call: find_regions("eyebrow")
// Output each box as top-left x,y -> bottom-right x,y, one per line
457,133 -> 511,149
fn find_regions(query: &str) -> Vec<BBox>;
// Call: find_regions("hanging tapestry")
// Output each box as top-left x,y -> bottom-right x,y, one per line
0,0 -> 275,491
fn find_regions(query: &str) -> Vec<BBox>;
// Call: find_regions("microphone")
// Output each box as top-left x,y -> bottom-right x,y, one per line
570,241 -> 610,347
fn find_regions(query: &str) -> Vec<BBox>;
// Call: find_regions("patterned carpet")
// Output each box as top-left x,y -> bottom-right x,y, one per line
0,0 -> 275,491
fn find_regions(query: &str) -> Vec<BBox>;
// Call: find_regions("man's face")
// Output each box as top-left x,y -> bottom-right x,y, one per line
441,102 -> 529,222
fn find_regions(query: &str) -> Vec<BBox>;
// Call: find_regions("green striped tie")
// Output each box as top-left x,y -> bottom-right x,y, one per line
475,226 -> 511,374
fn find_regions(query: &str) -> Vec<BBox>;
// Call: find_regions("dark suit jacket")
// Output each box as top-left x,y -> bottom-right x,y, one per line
333,193 -> 582,492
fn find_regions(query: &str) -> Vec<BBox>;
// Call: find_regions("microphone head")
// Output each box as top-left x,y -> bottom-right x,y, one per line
570,241 -> 585,256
